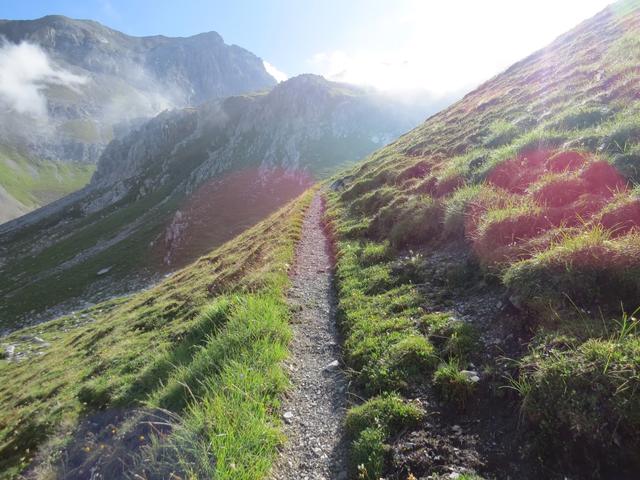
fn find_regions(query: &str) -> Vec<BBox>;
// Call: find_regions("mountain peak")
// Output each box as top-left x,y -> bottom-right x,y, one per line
273,73 -> 363,96
278,74 -> 337,89
184,30 -> 224,43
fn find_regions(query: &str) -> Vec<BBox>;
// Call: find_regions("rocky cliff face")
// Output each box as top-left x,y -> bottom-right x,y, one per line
92,74 -> 423,193
0,15 -> 275,111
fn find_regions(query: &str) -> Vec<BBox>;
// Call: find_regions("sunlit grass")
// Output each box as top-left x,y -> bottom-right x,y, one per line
0,190 -> 314,479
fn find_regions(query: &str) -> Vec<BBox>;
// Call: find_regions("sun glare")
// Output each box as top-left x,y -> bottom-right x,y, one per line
309,0 -> 613,94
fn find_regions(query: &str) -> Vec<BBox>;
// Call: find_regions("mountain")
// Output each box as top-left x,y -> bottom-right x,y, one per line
0,15 -> 277,222
0,74 -> 431,330
0,15 -> 276,106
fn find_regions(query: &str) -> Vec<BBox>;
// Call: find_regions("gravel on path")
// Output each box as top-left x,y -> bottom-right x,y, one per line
271,193 -> 349,480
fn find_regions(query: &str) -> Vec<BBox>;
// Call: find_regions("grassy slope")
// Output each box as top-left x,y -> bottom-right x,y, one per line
0,183 -> 182,329
0,144 -> 94,221
0,131 -> 212,326
327,1 -> 640,477
0,190 -> 313,479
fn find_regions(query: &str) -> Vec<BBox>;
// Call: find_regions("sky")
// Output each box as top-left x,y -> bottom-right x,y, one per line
1,0 -> 614,96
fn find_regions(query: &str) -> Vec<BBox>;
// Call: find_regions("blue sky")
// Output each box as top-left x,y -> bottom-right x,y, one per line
2,0 -> 614,94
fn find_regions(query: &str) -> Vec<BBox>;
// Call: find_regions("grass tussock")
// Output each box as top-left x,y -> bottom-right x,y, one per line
503,227 -> 640,312
442,184 -> 500,239
345,394 -> 424,478
368,194 -> 443,249
433,359 -> 478,408
483,119 -> 520,148
515,313 -> 640,469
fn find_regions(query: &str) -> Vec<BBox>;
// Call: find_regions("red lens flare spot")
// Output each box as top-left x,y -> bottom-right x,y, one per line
155,167 -> 314,269
470,149 -> 633,265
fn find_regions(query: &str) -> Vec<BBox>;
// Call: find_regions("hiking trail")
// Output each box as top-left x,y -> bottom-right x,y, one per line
271,193 -> 349,480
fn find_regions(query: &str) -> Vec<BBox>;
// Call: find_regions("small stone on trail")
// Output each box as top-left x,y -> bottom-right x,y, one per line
460,370 -> 480,383
509,294 -> 524,310
283,411 -> 294,424
323,360 -> 339,371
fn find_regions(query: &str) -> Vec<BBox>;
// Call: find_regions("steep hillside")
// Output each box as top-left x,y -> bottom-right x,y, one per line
0,15 -> 276,221
327,1 -> 640,478
0,74 -> 428,331
0,190 -> 313,479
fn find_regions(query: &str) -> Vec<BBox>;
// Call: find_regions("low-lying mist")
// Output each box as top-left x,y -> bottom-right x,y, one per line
0,38 -> 188,161
0,39 -> 87,118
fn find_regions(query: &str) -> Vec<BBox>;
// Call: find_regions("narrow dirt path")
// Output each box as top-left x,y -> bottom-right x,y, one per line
271,193 -> 348,480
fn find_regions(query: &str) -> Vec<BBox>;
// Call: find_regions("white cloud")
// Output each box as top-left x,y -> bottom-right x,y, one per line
263,60 -> 288,83
0,41 -> 87,118
308,0 -> 611,94
310,50 -> 432,93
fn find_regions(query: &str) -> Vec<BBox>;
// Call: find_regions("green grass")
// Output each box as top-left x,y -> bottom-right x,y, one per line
503,228 -> 640,313
345,394 -> 424,478
426,315 -> 479,361
483,119 -> 520,148
0,144 -> 94,210
327,196 -> 488,476
433,359 -> 477,407
516,312 -> 640,469
367,193 -> 443,248
605,31 -> 640,74
550,105 -> 611,131
613,147 -> 640,184
328,223 -> 438,394
442,184 -> 499,239
359,241 -> 392,266
140,293 -> 292,479
0,190 -> 314,479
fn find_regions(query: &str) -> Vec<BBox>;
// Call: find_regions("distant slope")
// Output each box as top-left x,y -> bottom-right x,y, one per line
328,1 -> 640,478
0,74 -> 432,329
0,15 -> 277,222
0,144 -> 94,224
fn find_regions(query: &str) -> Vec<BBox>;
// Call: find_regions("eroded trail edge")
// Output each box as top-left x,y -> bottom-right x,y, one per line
272,193 -> 348,480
